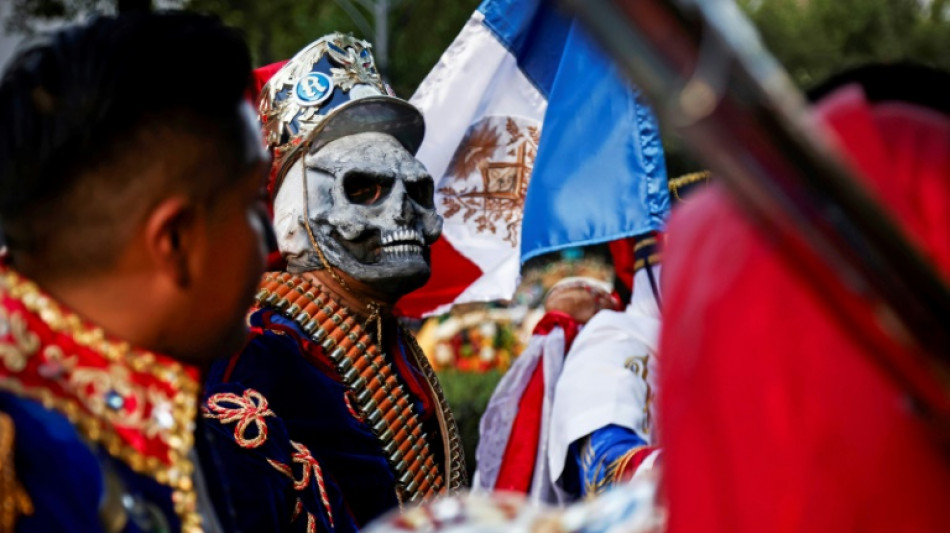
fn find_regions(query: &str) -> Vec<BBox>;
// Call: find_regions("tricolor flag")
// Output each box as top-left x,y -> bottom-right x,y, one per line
395,0 -> 668,317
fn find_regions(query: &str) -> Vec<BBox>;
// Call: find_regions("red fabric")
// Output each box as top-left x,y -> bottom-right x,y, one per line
250,60 -> 288,101
532,310 -> 583,345
266,250 -> 286,272
394,238 -> 483,318
660,87 -> 950,532
387,319 -> 435,421
608,236 -> 637,294
494,360 -> 546,492
813,87 -> 950,275
492,310 -> 584,492
0,269 -> 201,466
249,60 -> 292,201
227,308 -> 339,383
608,232 -> 662,301
251,62 -> 286,270
616,446 -> 660,483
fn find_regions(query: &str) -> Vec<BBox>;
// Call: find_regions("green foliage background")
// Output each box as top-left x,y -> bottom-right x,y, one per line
436,369 -> 502,481
8,0 -> 948,97
740,0 -> 949,89
180,0 -> 481,98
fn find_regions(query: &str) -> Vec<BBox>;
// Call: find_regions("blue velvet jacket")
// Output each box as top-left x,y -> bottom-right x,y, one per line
1,394 -> 195,532
200,291 -> 465,532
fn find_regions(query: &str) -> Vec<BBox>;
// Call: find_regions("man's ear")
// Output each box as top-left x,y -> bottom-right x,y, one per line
145,196 -> 198,288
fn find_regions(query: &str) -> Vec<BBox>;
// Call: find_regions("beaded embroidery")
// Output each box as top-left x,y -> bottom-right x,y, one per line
0,269 -> 203,532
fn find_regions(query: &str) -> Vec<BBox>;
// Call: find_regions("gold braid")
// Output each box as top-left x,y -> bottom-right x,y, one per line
668,170 -> 711,204
607,445 -> 651,484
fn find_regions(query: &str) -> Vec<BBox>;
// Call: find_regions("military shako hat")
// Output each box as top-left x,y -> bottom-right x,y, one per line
258,33 -> 425,194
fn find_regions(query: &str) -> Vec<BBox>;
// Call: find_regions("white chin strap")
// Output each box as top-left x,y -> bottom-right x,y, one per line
272,158 -> 313,270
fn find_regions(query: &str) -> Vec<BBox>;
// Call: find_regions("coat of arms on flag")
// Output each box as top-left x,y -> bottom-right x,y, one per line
440,117 -> 540,247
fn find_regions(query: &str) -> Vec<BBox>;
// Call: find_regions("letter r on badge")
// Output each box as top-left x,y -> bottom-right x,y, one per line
302,76 -> 325,98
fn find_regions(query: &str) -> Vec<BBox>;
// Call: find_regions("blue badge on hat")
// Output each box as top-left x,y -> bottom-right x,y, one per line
295,72 -> 334,106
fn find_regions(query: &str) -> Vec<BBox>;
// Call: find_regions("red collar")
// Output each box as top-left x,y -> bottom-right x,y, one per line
0,268 -> 203,527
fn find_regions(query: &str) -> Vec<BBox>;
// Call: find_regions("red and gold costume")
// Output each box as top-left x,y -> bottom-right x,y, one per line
0,268 -> 206,532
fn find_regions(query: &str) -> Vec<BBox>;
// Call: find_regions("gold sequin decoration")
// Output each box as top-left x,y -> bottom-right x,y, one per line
0,271 -> 203,533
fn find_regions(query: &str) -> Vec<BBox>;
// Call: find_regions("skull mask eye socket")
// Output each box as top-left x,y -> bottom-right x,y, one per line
405,178 -> 435,209
343,172 -> 393,206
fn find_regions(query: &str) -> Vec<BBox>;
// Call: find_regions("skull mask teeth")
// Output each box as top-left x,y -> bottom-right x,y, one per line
380,228 -> 425,257
299,132 -> 443,298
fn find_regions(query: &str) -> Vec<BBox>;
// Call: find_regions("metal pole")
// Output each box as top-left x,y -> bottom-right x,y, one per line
332,0 -> 374,38
333,0 -> 393,79
374,0 -> 390,78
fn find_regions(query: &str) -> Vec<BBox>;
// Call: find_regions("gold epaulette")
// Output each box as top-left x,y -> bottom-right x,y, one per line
0,412 -> 33,533
668,170 -> 711,203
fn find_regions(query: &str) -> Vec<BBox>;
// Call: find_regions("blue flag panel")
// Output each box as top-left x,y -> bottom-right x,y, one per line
520,20 -> 669,263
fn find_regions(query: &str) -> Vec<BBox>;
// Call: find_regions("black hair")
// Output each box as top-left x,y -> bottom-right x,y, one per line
0,11 -> 252,273
807,63 -> 949,114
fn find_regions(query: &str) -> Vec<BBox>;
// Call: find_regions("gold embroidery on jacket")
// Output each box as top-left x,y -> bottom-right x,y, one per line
0,412 -> 33,533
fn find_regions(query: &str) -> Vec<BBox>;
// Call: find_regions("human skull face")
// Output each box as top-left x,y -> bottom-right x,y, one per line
298,132 -> 442,298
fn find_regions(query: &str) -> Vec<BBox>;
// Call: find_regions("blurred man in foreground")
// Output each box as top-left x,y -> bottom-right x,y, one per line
0,12 -> 269,532
660,64 -> 950,532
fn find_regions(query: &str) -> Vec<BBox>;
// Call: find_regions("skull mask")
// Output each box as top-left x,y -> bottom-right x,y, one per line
273,131 -> 442,299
